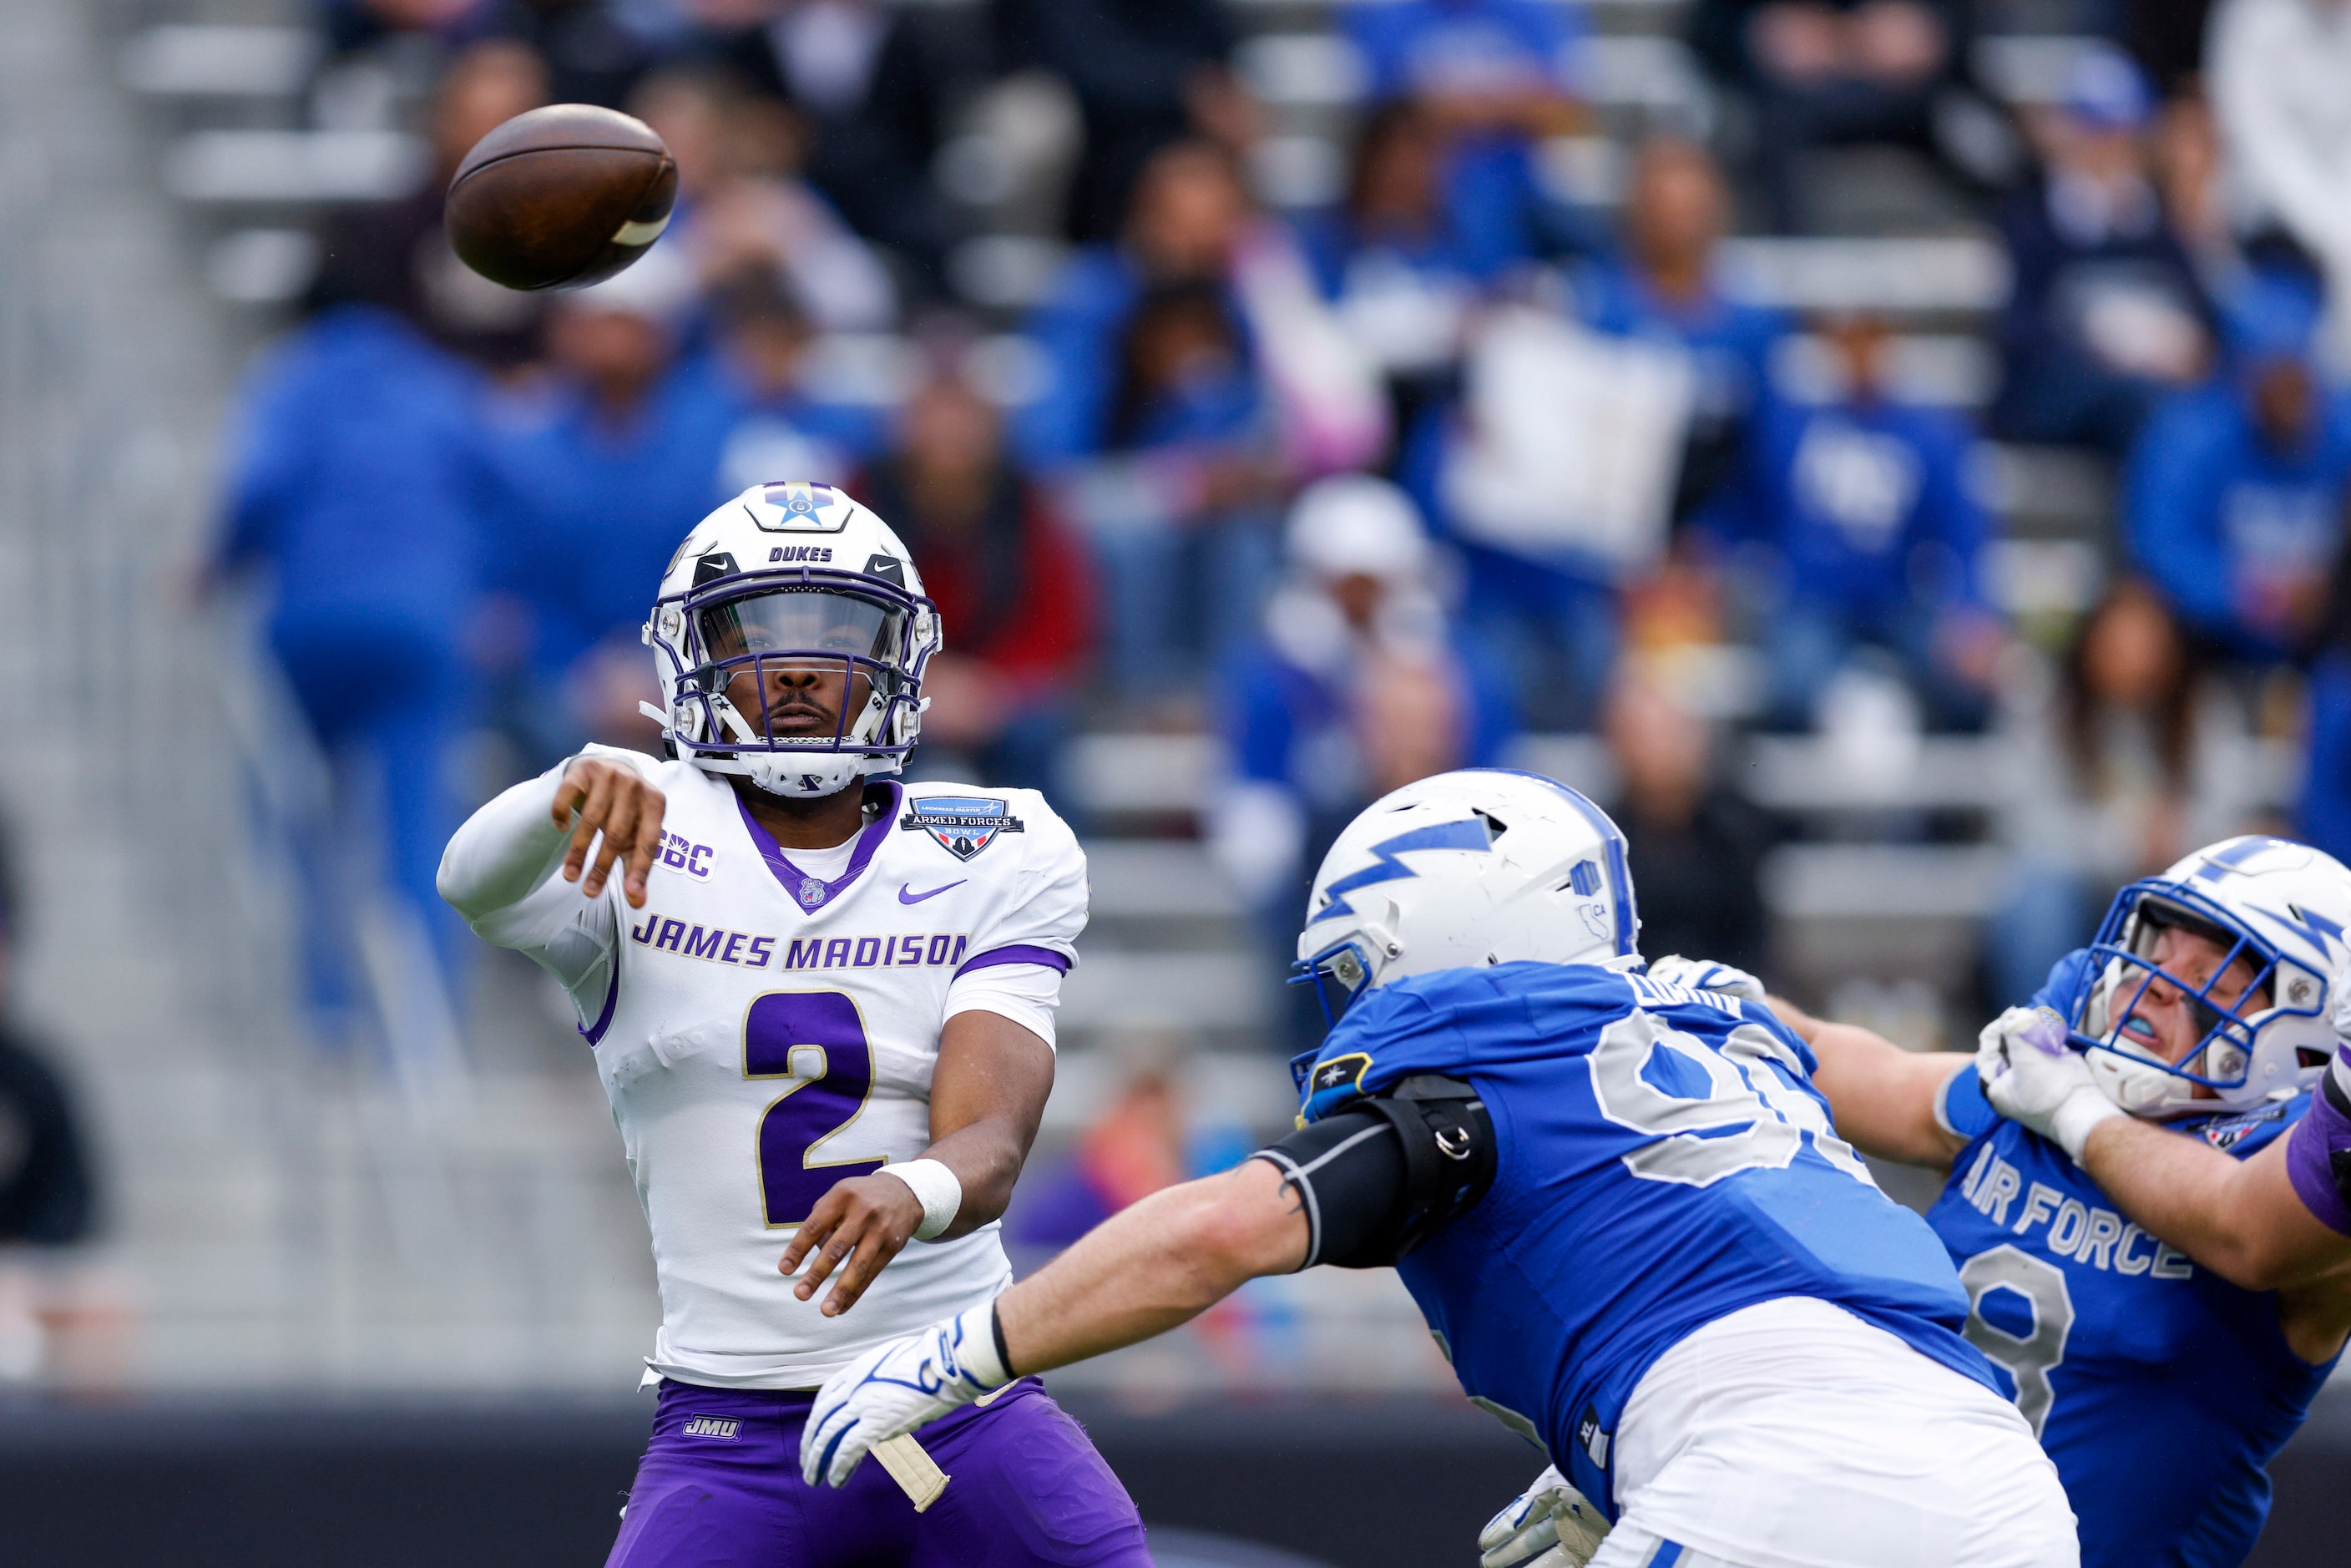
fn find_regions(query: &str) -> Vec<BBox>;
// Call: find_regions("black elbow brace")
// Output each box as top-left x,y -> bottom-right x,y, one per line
1252,1075 -> 1497,1269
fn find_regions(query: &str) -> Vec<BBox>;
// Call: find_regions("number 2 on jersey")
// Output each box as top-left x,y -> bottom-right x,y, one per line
745,991 -> 884,1227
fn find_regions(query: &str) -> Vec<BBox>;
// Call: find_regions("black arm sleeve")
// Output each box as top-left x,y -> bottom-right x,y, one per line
1249,1077 -> 1496,1271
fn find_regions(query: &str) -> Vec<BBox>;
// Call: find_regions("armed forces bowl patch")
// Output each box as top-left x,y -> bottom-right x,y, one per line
901,796 -> 1024,862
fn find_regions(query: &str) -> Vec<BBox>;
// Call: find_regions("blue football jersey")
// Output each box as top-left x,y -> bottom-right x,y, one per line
1297,960 -> 1997,1517
1927,949 -> 2338,1568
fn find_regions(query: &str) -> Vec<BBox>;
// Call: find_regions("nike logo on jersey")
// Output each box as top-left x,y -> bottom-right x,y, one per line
899,880 -> 965,904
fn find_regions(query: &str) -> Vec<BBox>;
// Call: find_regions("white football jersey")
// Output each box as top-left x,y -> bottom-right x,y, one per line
447,748 -> 1085,1388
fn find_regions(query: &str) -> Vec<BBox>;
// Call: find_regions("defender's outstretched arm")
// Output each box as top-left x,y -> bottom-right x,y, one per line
1770,994 -> 1969,1170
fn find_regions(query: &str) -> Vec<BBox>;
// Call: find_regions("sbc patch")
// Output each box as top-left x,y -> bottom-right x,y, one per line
682,1414 -> 741,1441
901,796 -> 1024,862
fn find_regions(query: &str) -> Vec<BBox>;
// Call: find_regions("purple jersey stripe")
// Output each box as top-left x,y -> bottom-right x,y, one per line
736,781 -> 901,914
954,943 -> 1072,979
2287,1065 -> 2351,1237
578,954 -> 622,1046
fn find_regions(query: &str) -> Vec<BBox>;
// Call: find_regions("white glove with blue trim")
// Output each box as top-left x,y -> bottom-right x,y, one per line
1478,1465 -> 1610,1568
1644,954 -> 1767,1003
1975,1004 -> 2121,1162
800,1302 -> 1011,1488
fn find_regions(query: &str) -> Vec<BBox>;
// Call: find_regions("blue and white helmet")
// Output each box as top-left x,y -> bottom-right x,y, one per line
1293,769 -> 1641,1024
644,481 -> 941,798
2069,836 -> 2351,1117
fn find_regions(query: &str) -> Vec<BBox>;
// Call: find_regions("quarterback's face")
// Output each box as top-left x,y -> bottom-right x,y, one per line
2117,924 -> 2268,1073
700,589 -> 898,741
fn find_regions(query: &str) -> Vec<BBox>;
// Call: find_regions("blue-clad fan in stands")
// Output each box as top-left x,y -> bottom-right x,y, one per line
1344,0 -> 1595,272
1572,138 -> 1793,524
205,288 -> 493,1031
705,269 -> 888,499
1209,476 -> 1514,1048
2125,271 -> 2351,665
478,247 -> 738,760
1297,100 -> 1493,453
1014,140 -> 1256,472
1989,48 -> 2218,458
1701,310 -> 2005,731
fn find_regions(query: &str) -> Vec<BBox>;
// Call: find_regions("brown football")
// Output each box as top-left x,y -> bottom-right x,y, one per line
446,104 -> 678,292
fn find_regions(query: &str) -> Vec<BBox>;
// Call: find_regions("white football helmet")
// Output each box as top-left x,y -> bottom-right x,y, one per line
643,481 -> 941,798
2068,836 -> 2351,1117
1292,769 -> 1641,1025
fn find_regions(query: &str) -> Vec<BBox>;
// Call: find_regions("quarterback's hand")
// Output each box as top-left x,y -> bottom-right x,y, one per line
1975,1004 -> 2120,1162
801,1303 -> 1011,1488
1645,954 -> 1767,1003
553,756 -> 665,908
1478,1465 -> 1610,1568
2328,949 -> 2351,1043
779,1174 -> 928,1317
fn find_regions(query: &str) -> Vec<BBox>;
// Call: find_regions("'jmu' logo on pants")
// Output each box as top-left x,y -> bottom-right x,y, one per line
683,1415 -> 741,1441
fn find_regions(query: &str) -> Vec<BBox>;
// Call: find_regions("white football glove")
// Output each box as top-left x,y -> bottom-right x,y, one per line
1644,954 -> 1767,1003
1477,1465 -> 1611,1568
800,1302 -> 1011,1489
1975,1004 -> 2121,1162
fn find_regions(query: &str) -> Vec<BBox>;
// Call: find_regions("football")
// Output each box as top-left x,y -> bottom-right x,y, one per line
445,104 -> 678,292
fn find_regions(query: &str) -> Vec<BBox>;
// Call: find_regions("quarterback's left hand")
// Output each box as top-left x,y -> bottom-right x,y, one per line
801,1303 -> 1012,1489
780,1175 -> 928,1316
1478,1465 -> 1610,1568
1975,1004 -> 2121,1162
1644,954 -> 1767,1003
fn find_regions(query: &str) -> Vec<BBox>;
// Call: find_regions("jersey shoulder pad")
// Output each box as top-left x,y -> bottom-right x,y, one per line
2029,948 -> 2097,1017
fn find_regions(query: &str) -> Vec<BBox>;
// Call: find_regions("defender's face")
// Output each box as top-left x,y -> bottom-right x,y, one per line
2116,924 -> 2268,1072
697,589 -> 901,741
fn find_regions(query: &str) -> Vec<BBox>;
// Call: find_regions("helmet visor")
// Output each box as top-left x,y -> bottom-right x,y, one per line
697,588 -> 902,668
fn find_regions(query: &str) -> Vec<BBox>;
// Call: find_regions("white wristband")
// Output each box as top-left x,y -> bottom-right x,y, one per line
2050,1092 -> 2125,1165
884,1158 -> 963,1242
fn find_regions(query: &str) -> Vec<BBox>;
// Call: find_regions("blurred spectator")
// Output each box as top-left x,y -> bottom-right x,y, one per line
0,827 -> 120,1392
2123,0 -> 2216,99
1345,0 -> 1593,271
1298,100 -> 1488,445
630,66 -> 896,334
857,365 -> 1094,793
707,269 -> 887,495
712,0 -> 973,291
2210,0 -> 2351,367
1989,50 -> 2217,457
1074,278 -> 1282,696
1995,579 -> 2258,1004
490,0 -> 657,107
1603,674 -> 1774,971
997,0 -> 1245,243
1010,1055 -> 1185,1248
2297,552 -> 2351,865
311,38 -> 551,369
321,0 -> 501,55
1705,312 -> 2004,731
1577,138 -> 1792,523
2123,274 -> 2351,662
1018,140 -> 1255,468
1208,478 -> 1515,1044
1687,0 -> 1978,232
207,303 -> 491,1030
480,248 -> 738,756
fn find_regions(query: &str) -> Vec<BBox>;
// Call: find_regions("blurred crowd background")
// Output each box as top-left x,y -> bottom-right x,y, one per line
11,0 -> 2351,1406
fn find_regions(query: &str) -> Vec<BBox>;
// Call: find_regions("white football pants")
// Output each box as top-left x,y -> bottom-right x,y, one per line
1594,1297 -> 2078,1568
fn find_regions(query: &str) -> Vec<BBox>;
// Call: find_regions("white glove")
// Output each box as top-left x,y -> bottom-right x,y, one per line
2328,949 -> 2351,1042
800,1302 -> 1011,1488
1645,954 -> 1767,1003
1477,1465 -> 1611,1568
1975,1004 -> 2121,1162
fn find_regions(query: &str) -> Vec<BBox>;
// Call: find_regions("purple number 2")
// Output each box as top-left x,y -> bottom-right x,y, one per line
745,991 -> 885,1227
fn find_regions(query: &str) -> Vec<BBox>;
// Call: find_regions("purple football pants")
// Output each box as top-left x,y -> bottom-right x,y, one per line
605,1377 -> 1152,1567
